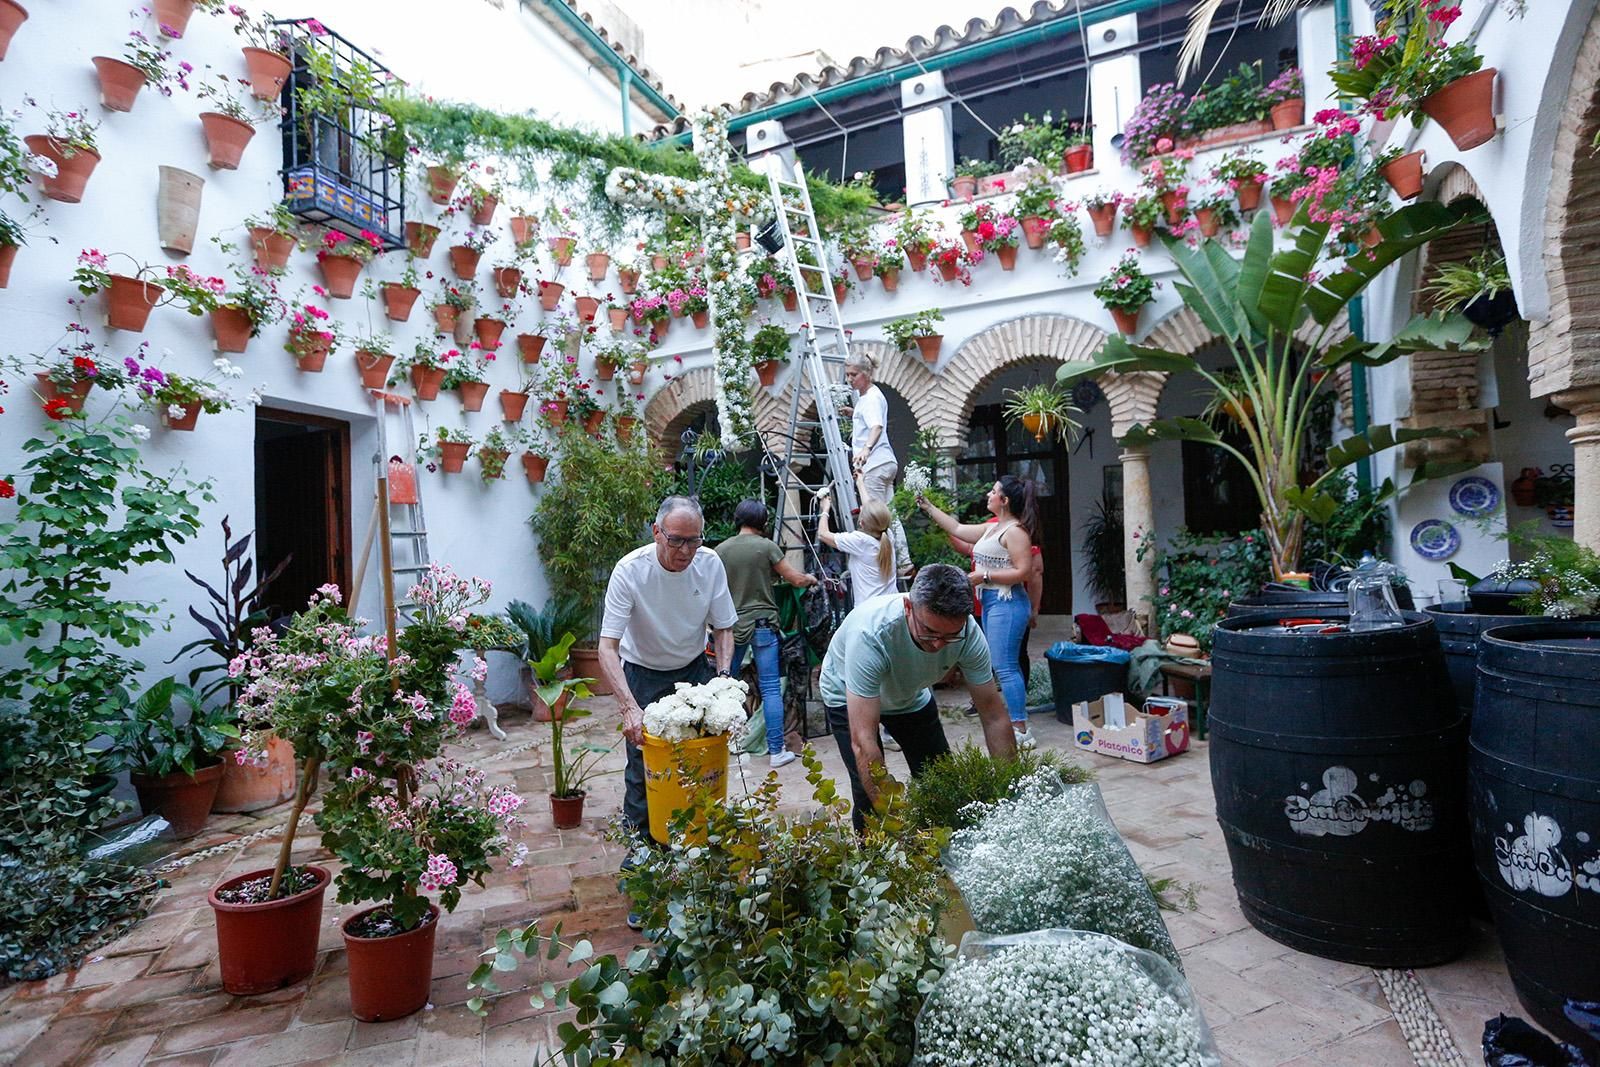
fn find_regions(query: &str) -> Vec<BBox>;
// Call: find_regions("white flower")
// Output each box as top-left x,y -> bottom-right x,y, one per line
128,423 -> 151,441
902,462 -> 932,494
166,403 -> 186,420
26,153 -> 57,178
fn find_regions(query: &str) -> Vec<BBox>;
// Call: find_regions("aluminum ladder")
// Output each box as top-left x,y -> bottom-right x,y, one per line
350,390 -> 431,640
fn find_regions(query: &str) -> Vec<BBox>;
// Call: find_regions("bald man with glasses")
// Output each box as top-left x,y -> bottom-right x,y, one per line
818,563 -> 1017,832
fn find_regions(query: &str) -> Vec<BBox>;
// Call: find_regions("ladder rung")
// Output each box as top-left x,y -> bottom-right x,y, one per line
390,530 -> 428,537
393,564 -> 431,574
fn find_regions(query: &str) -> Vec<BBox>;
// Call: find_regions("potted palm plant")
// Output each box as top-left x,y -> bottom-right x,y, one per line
1003,384 -> 1082,444
530,633 -> 612,829
111,677 -> 239,839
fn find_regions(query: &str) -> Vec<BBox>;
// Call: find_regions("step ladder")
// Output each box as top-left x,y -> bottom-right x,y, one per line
350,390 -> 431,646
759,161 -> 859,552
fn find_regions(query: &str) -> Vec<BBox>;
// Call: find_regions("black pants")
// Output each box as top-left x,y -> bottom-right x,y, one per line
827,696 -> 950,833
622,654 -> 713,837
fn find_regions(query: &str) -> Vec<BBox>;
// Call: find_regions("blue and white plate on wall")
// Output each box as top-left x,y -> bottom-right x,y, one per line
1448,475 -> 1500,518
1410,519 -> 1462,561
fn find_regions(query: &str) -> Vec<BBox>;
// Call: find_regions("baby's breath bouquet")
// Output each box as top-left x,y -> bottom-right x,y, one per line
944,771 -> 1181,966
915,931 -> 1220,1066
641,675 -> 749,743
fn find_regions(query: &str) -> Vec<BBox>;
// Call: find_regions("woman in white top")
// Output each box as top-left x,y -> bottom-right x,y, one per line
916,475 -> 1040,748
816,487 -> 898,607
843,352 -> 910,576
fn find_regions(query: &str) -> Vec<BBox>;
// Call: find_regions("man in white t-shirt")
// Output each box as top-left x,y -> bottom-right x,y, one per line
597,496 -> 737,853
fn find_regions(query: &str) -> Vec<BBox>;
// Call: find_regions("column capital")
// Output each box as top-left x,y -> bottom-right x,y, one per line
1555,386 -> 1600,448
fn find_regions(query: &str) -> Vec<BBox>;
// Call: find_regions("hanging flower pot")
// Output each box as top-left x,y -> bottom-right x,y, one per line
0,241 -> 16,288
457,381 -> 489,413
1462,289 -> 1520,334
470,195 -> 498,226
1021,413 -> 1045,439
522,452 -> 549,483
1129,223 -> 1153,248
343,904 -> 439,1022
508,215 -> 536,246
1270,98 -> 1305,130
1020,217 -> 1049,249
317,253 -> 362,299
437,441 -> 469,473
1064,144 -> 1094,173
447,245 -> 481,280
950,176 -> 978,198
936,260 -> 960,282
995,246 -> 1018,271
92,56 -> 147,112
1196,208 -> 1220,238
473,316 -> 506,348
539,281 -> 565,312
850,256 -> 874,282
545,398 -> 569,425
499,389 -> 529,421
582,409 -> 605,436
200,112 -> 255,170
574,295 -> 599,323
161,401 -> 202,431
735,230 -> 752,251
381,283 -> 420,322
755,359 -> 780,387
1420,68 -> 1498,151
779,291 -> 798,312
105,274 -> 162,331
1380,151 -> 1425,201
1087,203 -> 1117,237
34,373 -> 93,414
156,165 -> 204,254
355,349 -> 394,389
1236,178 -> 1265,212
913,334 -> 942,363
548,236 -> 575,265
1270,195 -> 1295,226
0,0 -> 27,60
23,136 -> 100,203
492,266 -> 521,299
906,249 -> 928,272
404,221 -> 439,258
152,0 -> 196,35
208,865 -> 329,995
1510,468 -> 1540,507
131,761 -> 222,839
880,268 -> 900,292
550,791 -> 585,829
1109,305 -> 1142,336
411,364 -> 445,400
960,229 -> 979,256
426,165 -> 460,205
249,226 -> 294,269
288,328 -> 331,371
606,307 -> 628,332
616,415 -> 638,444
1160,191 -> 1185,226
628,359 -> 648,385
431,304 -> 459,335
586,252 -> 610,281
210,305 -> 253,353
518,333 -> 546,363
692,309 -> 709,329
618,268 -> 640,294
241,47 -> 291,100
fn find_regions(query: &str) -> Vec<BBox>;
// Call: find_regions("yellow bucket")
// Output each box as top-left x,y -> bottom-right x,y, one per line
640,732 -> 730,844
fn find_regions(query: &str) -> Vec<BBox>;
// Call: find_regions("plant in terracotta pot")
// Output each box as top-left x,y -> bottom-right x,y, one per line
1062,121 -> 1095,172
313,227 -> 385,299
242,203 -> 300,270
1046,210 -> 1087,276
884,308 -> 945,363
1140,150 -> 1192,227
996,111 -> 1064,172
1120,195 -> 1164,247
927,240 -> 973,286
145,358 -> 246,431
22,336 -> 124,416
506,594 -> 587,717
545,202 -> 579,266
477,425 -> 514,481
23,101 -> 101,203
160,263 -> 228,320
72,249 -> 165,331
442,345 -> 493,413
210,264 -> 287,353
1119,81 -> 1187,167
1373,143 -> 1425,201
229,6 -> 293,99
1093,252 -> 1158,336
448,224 -> 497,280
749,320 -> 792,387
193,69 -> 278,170
949,156 -> 997,198
1003,384 -> 1082,445
283,289 -> 341,371
92,29 -> 185,113
108,677 -> 238,840
431,278 -> 475,335
1190,191 -> 1240,239
1012,172 -> 1060,249
530,633 -> 612,829
894,209 -> 938,272
379,254 -> 425,321
871,239 -> 906,291
1082,189 -> 1122,238
1210,149 -> 1268,212
1261,66 -> 1305,129
961,201 -> 1021,268
419,424 -> 475,474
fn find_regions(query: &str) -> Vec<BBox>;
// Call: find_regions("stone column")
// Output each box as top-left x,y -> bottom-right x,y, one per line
1119,446 -> 1155,622
1555,386 -> 1600,550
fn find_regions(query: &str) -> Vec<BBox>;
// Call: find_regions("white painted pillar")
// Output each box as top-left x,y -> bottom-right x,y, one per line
901,71 -> 955,207
1556,386 -> 1600,551
1298,4 -> 1338,112
1088,52 -> 1140,171
745,120 -> 796,182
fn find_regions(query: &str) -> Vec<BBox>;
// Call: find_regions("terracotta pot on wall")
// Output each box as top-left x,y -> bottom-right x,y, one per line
355,350 -> 394,389
615,415 -> 637,444
548,236 -> 574,265
23,136 -> 99,203
343,904 -> 439,1022
650,253 -> 669,271
907,249 -> 928,272
470,195 -> 497,226
209,865 -> 329,995
1235,178 -> 1265,213
152,0 -> 197,36
317,253 -> 362,299
405,221 -> 440,258
0,0 -> 28,60
1109,305 -> 1142,336
492,267 -> 521,299
574,295 -> 599,323
212,736 -> 296,812
1270,195 -> 1295,226
431,304 -> 458,335
1160,191 -> 1186,226
92,56 -> 146,112
508,215 -> 536,246
438,441 -> 470,472
1419,68 -> 1498,151
288,330 -> 330,372
157,166 -> 204,254
241,47 -> 291,99
583,409 -> 605,436
880,268 -> 899,292
755,359 -> 780,387
34,373 -> 92,415
628,360 -> 648,385
411,364 -> 445,400
595,361 -> 616,382
914,334 -> 942,363
586,252 -> 610,281
1087,203 -> 1117,237
692,309 -> 709,329
522,452 -> 549,483
105,274 -> 163,331
426,165 -> 460,204
1196,208 -> 1220,238
1270,98 -> 1305,130
210,305 -> 253,353
1380,151 -> 1425,201
132,761 -> 222,839
0,242 -> 18,288
936,261 -> 960,282
539,281 -> 564,312
1064,144 -> 1094,173
851,257 -> 874,282
1020,216 -> 1049,249
995,245 -> 1018,271
250,226 -> 294,269
381,283 -> 420,321
457,381 -> 489,413
199,112 -> 255,170
447,245 -> 481,280
473,317 -> 506,349
1129,223 -> 1153,248
779,291 -> 798,312
950,176 -> 978,198
517,333 -> 546,363
607,307 -> 628,331
499,389 -> 529,421
618,268 -> 639,294
162,401 -> 202,431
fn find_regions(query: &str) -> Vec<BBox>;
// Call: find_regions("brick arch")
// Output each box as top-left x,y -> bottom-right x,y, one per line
645,365 -> 791,454
759,339 -> 942,451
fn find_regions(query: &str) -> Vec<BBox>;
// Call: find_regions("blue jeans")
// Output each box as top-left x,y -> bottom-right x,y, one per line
981,587 -> 1031,723
730,623 -> 785,755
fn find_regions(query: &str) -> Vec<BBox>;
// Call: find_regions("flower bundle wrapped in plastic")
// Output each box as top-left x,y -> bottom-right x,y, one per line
641,675 -> 749,743
915,930 -> 1220,1066
944,771 -> 1181,966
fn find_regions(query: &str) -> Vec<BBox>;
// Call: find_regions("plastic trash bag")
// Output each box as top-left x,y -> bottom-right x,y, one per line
1482,1013 -> 1591,1067
915,929 -> 1222,1067
943,774 -> 1182,968
84,815 -> 177,869
1047,640 -> 1132,664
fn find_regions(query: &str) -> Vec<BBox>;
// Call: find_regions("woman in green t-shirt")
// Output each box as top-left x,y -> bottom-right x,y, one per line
715,499 -> 819,768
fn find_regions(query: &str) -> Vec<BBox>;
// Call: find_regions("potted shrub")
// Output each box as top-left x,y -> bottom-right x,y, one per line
950,157 -> 997,199
530,634 -> 612,828
1121,196 -> 1163,247
1080,489 -> 1127,612
885,308 -> 945,363
1003,384 -> 1081,444
896,210 -> 938,272
749,321 -> 792,387
110,677 -> 238,839
194,72 -> 274,170
1140,151 -> 1191,226
477,426 -> 514,481
1210,149 -> 1268,212
1184,62 -> 1269,144
1263,67 -> 1305,129
245,204 -> 299,270
24,104 -> 100,203
996,112 -> 1064,173
1093,252 -> 1158,336
431,280 -> 475,336
1046,212 -> 1087,276
961,201 -> 1021,269
72,250 -> 163,331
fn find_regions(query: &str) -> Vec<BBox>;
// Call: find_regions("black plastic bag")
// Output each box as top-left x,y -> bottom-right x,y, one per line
1482,1014 -> 1591,1067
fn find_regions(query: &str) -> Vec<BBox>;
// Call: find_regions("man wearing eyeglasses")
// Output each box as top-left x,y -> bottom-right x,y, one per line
598,495 -> 738,855
818,563 -> 1017,832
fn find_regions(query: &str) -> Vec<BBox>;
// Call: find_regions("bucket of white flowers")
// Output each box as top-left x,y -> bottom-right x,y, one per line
639,676 -> 749,844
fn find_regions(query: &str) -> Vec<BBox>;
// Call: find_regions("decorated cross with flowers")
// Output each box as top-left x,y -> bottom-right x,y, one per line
604,109 -> 763,449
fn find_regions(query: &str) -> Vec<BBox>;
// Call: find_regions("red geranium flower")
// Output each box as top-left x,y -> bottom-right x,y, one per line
42,397 -> 75,420
0,480 -> 13,499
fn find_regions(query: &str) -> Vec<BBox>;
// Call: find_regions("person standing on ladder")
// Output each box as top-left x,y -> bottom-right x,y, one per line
844,352 -> 911,578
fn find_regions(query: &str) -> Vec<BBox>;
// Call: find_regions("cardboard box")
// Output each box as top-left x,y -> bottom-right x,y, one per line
1071,694 -> 1191,764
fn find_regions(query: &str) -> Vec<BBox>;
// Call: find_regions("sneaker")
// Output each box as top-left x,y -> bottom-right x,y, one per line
770,750 -> 798,769
626,911 -> 644,931
880,726 -> 901,752
1014,727 -> 1037,751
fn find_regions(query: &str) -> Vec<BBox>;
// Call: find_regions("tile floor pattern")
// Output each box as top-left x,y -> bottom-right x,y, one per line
2,634 -> 1528,1065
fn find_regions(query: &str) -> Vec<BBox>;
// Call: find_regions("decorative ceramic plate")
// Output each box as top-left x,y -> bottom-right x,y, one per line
1448,475 -> 1500,517
1410,519 -> 1461,561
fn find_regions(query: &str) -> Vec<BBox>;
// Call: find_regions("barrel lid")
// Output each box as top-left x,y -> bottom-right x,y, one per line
1217,609 -> 1435,638
1481,620 -> 1600,654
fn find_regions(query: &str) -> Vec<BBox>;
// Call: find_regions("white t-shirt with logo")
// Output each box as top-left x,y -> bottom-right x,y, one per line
851,385 -> 896,471
600,544 -> 738,670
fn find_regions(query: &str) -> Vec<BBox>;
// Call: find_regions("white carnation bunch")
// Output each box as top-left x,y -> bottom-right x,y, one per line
642,676 -> 749,743
902,462 -> 932,494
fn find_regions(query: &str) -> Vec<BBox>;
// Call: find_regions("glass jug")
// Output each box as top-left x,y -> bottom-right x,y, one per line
1347,554 -> 1405,631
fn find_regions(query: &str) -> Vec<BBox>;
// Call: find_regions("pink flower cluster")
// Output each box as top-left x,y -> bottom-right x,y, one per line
418,852 -> 458,893
448,681 -> 477,726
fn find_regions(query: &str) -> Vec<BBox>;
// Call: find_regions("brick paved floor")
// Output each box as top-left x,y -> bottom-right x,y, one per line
1,627 -> 1528,1065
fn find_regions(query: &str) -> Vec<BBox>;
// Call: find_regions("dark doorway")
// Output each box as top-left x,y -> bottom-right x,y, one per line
958,403 -> 1073,614
255,409 -> 353,622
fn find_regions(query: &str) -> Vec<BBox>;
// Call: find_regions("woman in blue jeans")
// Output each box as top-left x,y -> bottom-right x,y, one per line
915,476 -> 1041,748
714,499 -> 819,767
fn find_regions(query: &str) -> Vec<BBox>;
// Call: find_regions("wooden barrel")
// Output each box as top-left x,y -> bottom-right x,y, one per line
1209,611 -> 1469,966
1423,608 -> 1543,719
1471,622 -> 1600,1058
1227,585 -> 1414,618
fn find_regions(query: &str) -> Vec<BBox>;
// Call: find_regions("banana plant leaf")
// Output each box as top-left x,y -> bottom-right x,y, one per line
1323,423 -> 1475,471
1117,417 -> 1223,449
1055,336 -> 1198,384
1301,201 -> 1487,324
1161,229 -> 1247,343
1317,312 -> 1484,368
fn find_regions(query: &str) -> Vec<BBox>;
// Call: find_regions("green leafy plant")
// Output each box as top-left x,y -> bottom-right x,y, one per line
748,321 -> 793,365
906,742 -> 1094,832
1422,248 -> 1512,315
1185,62 -> 1268,130
506,595 -> 590,670
1145,528 -> 1274,651
997,113 -> 1065,168
953,156 -> 1001,179
1121,194 -> 1164,231
669,456 -> 766,546
108,676 -> 239,778
1003,384 -> 1082,445
1092,253 -> 1157,313
1331,1 -> 1484,123
1080,489 -> 1127,609
1494,529 -> 1600,617
1013,172 -> 1060,220
884,308 -> 944,350
529,632 -> 612,798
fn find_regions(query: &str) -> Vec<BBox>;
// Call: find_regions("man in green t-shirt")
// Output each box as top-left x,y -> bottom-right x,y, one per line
818,564 -> 1017,831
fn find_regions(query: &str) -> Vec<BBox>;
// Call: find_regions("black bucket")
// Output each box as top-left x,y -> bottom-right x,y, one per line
1209,610 -> 1469,966
1226,585 -> 1414,619
1471,622 -> 1600,1059
1047,651 -> 1127,725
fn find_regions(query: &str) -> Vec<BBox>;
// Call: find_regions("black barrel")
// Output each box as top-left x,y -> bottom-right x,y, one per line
1210,611 -> 1469,966
1424,607 -> 1544,719
1226,585 -> 1414,618
1471,622 -> 1600,1058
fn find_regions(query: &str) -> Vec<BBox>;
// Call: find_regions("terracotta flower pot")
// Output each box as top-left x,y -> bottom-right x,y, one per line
405,221 -> 440,258
1380,151 -> 1425,201
438,440 -> 470,472
618,268 -> 639,294
355,349 -> 394,389
616,415 -> 637,444
518,333 -> 546,363
250,226 -> 294,269
522,452 -> 549,483
317,253 -> 362,299
550,791 -> 585,830
0,0 -> 27,60
457,380 -> 489,413
411,364 -> 445,400
539,281 -> 564,312
735,231 -> 751,251
628,361 -> 648,385
548,236 -> 574,265
152,0 -> 195,35
428,305 -> 457,337
1129,223 -> 1153,248
210,305 -> 253,353
92,56 -> 146,112
132,761 -> 222,839
508,215 -> 536,246
586,252 -> 610,281
1088,203 -> 1117,237
288,329 -> 330,371
1270,98 -> 1305,130
936,260 -> 960,282
213,736 -> 296,813
850,257 -> 874,282
605,307 -> 628,332
381,283 -> 420,322
755,359 -> 780,387
1511,468 -> 1540,507
1420,69 -> 1497,151
574,295 -> 599,323
914,334 -> 942,363
650,318 -> 670,343
880,268 -> 900,292
426,165 -> 460,205
34,373 -> 92,415
105,274 -> 162,331
779,291 -> 798,312
995,245 -> 1018,271
1064,144 -> 1094,173
1020,216 -> 1049,249
907,248 -> 928,272
492,266 -> 521,299
447,245 -> 481,280
1160,190 -> 1186,226
343,904 -> 439,1022
24,136 -> 99,203
650,253 -> 669,272
498,389 -> 529,421
832,283 -> 847,304
470,195 -> 498,226
161,401 -> 202,431
200,112 -> 255,170
156,165 -> 203,254
1361,225 -> 1382,249
473,317 -> 506,349
1236,178 -> 1265,212
241,47 -> 291,100
595,361 -> 617,382
1196,208 -> 1220,238
544,398 -> 568,425
569,645 -> 612,694
582,409 -> 605,436
1270,194 -> 1295,226
0,241 -> 16,288
950,176 -> 978,198
1110,305 -> 1142,336
960,229 -> 979,255
209,864 -> 329,995
692,309 -> 709,329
